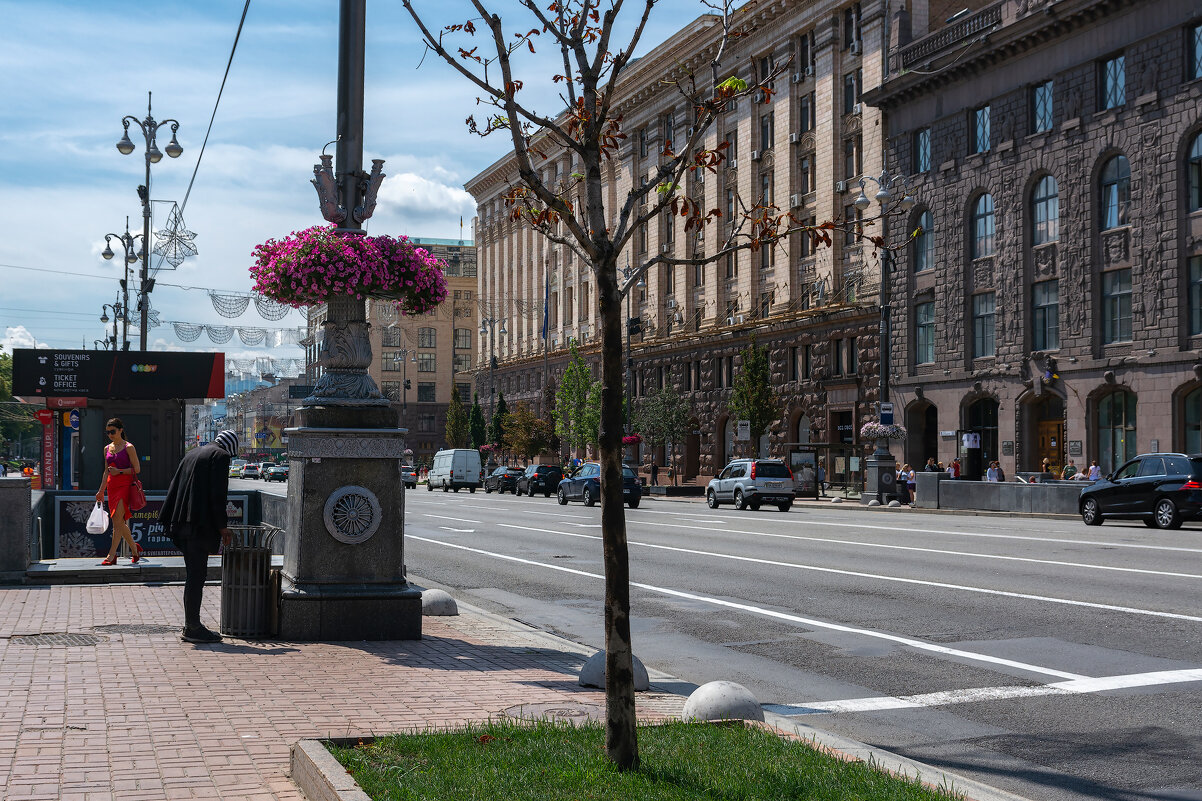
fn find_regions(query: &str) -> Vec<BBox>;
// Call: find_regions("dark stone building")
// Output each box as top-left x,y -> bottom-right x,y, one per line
867,0 -> 1202,475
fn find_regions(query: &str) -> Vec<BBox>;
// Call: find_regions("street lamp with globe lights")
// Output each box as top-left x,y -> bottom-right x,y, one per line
479,317 -> 507,422
851,170 -> 915,503
100,218 -> 144,350
116,91 -> 183,350
621,261 -> 646,438
99,298 -> 125,351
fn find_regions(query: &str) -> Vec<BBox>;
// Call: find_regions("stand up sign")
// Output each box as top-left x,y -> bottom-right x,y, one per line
35,408 -> 55,490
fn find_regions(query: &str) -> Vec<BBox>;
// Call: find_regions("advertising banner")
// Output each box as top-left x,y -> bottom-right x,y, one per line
55,495 -> 249,558
37,410 -> 55,491
12,349 -> 224,400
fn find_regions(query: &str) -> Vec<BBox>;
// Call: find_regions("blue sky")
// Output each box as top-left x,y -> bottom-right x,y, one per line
0,0 -> 690,361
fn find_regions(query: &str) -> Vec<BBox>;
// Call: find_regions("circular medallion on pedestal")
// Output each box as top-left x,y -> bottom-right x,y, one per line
323,485 -> 382,545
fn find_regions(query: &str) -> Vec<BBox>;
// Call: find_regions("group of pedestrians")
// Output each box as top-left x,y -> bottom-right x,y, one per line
92,417 -> 240,644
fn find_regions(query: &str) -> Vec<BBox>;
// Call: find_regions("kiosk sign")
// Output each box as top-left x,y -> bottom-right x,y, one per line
54,495 -> 250,558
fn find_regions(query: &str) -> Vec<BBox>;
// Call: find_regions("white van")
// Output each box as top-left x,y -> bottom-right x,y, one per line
427,449 -> 483,492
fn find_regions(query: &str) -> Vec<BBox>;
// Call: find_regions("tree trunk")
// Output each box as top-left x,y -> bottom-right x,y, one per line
597,249 -> 639,770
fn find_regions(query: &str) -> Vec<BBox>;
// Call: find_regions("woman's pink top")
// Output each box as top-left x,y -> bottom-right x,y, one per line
105,443 -> 136,519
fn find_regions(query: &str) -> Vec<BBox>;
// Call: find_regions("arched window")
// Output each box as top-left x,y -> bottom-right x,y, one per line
914,210 -> 934,272
1032,175 -> 1059,245
1185,388 -> 1202,454
1100,155 -> 1130,230
971,194 -> 995,259
1098,390 -> 1136,473
1189,133 -> 1202,213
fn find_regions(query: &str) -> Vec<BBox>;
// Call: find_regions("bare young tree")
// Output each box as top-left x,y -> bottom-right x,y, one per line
401,0 -> 845,769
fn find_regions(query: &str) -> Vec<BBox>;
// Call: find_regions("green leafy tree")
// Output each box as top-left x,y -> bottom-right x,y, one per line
553,342 -> 592,457
469,392 -> 487,449
504,402 -> 552,461
728,338 -> 776,456
444,386 -> 470,448
635,384 -> 693,476
0,347 -> 35,458
488,392 -> 509,448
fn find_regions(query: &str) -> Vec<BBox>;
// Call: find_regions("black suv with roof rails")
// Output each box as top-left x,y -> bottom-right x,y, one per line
1079,452 -> 1202,529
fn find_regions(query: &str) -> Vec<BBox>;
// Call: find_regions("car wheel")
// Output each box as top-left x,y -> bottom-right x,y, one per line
583,487 -> 595,507
778,502 -> 792,512
557,488 -> 568,505
427,483 -> 433,492
706,489 -> 719,509
1081,497 -> 1102,526
1143,518 -> 1158,528
1154,498 -> 1182,529
628,497 -> 640,509
733,489 -> 747,510
485,486 -> 492,493
545,491 -> 552,498
749,500 -> 761,511
470,487 -> 476,493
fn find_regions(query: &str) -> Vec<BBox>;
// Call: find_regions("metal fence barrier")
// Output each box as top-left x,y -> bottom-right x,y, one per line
220,524 -> 282,638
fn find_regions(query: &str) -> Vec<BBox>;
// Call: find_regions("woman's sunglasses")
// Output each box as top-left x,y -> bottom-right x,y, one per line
106,429 -> 118,435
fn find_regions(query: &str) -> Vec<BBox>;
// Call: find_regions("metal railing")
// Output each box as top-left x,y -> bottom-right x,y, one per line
897,1 -> 1003,69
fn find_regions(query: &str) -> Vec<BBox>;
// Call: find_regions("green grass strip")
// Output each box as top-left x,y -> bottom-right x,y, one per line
327,719 -> 963,801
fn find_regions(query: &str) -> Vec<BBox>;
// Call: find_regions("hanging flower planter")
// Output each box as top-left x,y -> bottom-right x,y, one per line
860,422 -> 908,441
250,225 -> 449,315
622,433 -> 643,446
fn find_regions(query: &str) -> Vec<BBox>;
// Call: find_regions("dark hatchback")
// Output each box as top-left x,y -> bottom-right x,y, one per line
483,466 -> 525,494
517,464 -> 563,497
557,462 -> 641,508
1079,452 -> 1202,529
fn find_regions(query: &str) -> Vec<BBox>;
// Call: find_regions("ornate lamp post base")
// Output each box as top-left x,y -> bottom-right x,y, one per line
862,438 -> 898,505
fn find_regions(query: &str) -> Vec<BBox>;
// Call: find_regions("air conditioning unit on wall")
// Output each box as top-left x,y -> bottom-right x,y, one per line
835,180 -> 848,193
789,132 -> 801,144
751,150 -> 762,162
850,40 -> 862,55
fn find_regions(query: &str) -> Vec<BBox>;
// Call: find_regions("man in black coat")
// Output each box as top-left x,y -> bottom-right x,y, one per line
159,430 -> 237,643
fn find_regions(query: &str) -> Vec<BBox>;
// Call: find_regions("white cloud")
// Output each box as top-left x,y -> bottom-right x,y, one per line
2,326 -> 49,351
376,173 -> 476,219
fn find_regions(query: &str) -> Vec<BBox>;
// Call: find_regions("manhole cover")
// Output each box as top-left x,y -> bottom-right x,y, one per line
502,702 -> 604,725
93,624 -> 180,635
10,633 -> 106,647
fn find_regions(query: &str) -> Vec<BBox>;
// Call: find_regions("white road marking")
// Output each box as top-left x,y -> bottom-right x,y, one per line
523,510 -> 592,519
439,527 -> 475,533
766,668 -> 1202,716
422,514 -> 484,525
566,523 -> 603,528
493,523 -> 1202,623
410,533 -> 1086,680
639,521 -> 1202,580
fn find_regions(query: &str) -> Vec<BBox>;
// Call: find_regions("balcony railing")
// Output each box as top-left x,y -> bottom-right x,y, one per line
896,1 -> 1002,70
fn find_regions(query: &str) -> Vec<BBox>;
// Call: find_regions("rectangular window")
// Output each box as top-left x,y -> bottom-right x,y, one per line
972,106 -> 991,154
798,92 -> 815,133
1101,55 -> 1125,109
916,301 -> 936,364
381,381 -> 401,402
760,291 -> 773,316
725,250 -> 737,278
760,111 -> 774,150
913,128 -> 931,173
832,339 -> 844,376
1192,24 -> 1202,81
847,337 -> 858,373
639,127 -> 648,158
843,135 -> 862,179
798,153 -> 813,195
843,204 -> 863,246
663,112 -> 675,150
799,216 -> 817,257
1190,257 -> 1202,336
382,327 -> 403,347
453,354 -> 472,374
790,346 -> 799,381
454,328 -> 471,349
456,382 -> 472,401
1102,269 -> 1133,343
418,413 -> 436,432
802,344 -> 812,379
418,353 -> 436,372
381,352 -> 401,372
1032,80 -> 1053,132
1032,280 -> 1060,350
417,382 -> 436,402
418,327 -> 436,348
843,70 -> 861,115
760,173 -> 772,207
973,292 -> 996,358
714,357 -> 724,389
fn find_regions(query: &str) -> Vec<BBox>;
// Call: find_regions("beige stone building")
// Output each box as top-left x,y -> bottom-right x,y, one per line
304,238 -> 478,465
467,0 -> 908,483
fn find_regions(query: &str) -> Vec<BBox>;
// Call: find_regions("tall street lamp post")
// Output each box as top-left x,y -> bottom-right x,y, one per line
99,298 -> 125,351
389,349 -> 416,417
621,262 -> 645,440
479,316 -> 506,422
115,92 -> 183,351
852,171 -> 914,504
100,217 -> 143,350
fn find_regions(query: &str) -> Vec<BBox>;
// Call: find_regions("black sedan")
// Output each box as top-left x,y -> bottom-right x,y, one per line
557,462 -> 641,508
263,464 -> 289,482
483,466 -> 525,494
1080,452 -> 1202,529
516,464 -> 563,497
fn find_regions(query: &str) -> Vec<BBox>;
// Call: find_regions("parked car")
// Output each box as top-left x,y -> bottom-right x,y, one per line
228,465 -> 243,478
484,466 -> 525,493
706,458 -> 795,511
557,462 -> 641,508
263,464 -> 289,482
517,464 -> 564,497
239,463 -> 261,480
427,448 -> 483,492
400,465 -> 418,489
1079,452 -> 1202,529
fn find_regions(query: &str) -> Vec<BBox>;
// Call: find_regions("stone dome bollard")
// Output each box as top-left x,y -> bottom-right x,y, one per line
681,681 -> 764,723
578,650 -> 650,690
888,499 -> 902,508
420,589 -> 459,616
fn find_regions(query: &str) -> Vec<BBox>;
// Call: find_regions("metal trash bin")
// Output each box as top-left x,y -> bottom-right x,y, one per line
220,525 -> 281,638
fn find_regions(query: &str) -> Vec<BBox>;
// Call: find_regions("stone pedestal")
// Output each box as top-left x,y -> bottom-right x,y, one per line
862,444 -> 898,505
0,477 -> 32,580
278,410 -> 421,640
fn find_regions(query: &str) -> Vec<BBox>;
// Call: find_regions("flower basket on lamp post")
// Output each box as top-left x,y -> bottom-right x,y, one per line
860,422 -> 907,458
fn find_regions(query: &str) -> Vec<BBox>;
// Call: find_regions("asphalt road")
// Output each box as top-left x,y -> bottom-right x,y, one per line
245,477 -> 1202,801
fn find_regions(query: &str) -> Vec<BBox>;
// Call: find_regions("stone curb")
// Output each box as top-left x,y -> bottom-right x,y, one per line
290,593 -> 1034,801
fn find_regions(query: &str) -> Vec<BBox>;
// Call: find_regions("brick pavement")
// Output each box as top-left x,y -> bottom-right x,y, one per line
0,583 -> 685,800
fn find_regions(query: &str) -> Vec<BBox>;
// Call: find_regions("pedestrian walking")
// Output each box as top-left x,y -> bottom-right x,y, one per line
159,430 -> 237,644
0,461 -> 7,477
817,463 -> 826,495
95,417 -> 143,566
900,463 -> 916,502
650,461 -> 659,486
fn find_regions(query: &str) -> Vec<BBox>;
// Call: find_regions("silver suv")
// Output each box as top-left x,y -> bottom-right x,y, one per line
706,458 -> 794,512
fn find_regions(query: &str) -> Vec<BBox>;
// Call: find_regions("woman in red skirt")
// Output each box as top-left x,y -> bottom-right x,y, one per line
95,417 -> 143,565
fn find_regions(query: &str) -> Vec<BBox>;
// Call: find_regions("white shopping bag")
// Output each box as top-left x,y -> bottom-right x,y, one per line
85,502 -> 110,534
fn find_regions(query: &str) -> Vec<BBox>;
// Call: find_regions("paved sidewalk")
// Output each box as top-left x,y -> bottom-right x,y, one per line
0,582 -> 683,800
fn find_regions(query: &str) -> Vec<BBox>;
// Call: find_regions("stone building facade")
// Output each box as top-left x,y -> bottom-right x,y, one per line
867,0 -> 1202,475
304,238 -> 478,465
466,0 -> 910,482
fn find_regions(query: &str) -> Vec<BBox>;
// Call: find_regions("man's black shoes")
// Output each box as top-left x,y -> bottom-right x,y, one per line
181,626 -> 222,644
